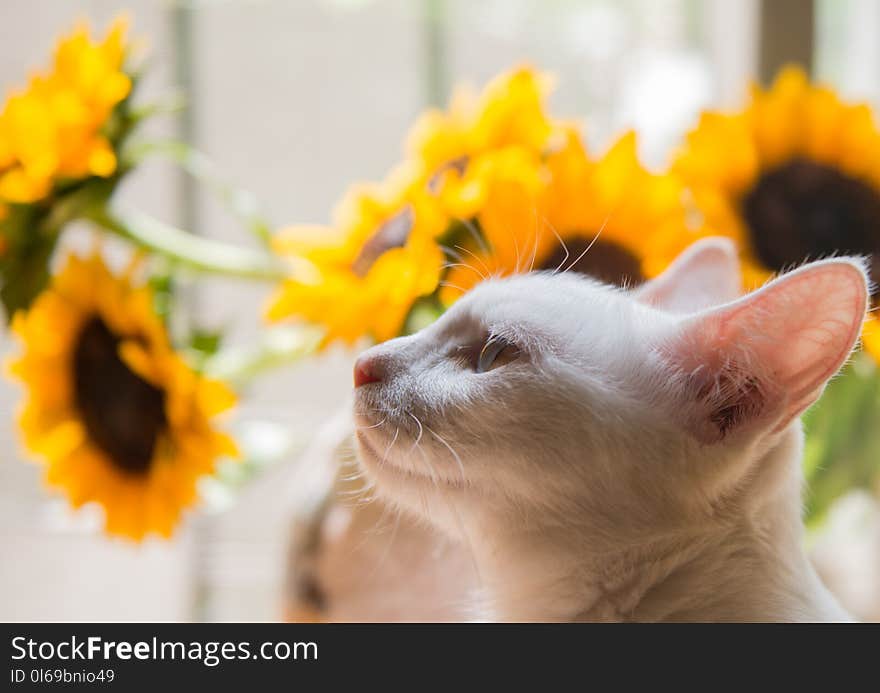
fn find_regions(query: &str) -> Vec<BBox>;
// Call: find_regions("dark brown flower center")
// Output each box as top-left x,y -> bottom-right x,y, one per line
539,237 -> 645,287
351,206 -> 415,277
72,318 -> 167,476
743,158 -> 880,294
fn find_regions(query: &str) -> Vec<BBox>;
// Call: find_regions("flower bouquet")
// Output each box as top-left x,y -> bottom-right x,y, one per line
1,18 -> 878,549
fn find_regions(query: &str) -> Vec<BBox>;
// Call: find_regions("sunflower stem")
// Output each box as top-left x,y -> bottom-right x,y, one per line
89,205 -> 290,281
121,139 -> 273,246
201,325 -> 324,385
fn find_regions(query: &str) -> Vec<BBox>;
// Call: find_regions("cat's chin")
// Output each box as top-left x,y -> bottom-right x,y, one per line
355,429 -> 466,496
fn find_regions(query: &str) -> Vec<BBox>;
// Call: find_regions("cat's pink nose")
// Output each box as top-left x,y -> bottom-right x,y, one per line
354,356 -> 382,388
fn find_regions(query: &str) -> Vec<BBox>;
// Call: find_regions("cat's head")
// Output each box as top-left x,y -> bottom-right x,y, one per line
352,238 -> 869,545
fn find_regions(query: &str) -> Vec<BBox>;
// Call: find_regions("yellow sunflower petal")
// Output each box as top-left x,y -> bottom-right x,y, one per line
862,312 -> 880,361
118,340 -> 163,386
0,18 -> 130,204
268,178 -> 446,344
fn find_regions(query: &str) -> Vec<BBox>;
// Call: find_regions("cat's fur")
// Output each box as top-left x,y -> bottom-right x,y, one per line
352,238 -> 869,621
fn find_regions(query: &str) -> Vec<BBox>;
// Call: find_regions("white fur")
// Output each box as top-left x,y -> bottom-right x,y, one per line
352,238 -> 868,622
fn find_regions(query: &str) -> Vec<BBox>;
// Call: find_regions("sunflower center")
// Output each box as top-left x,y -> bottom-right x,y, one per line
72,318 -> 167,476
743,158 -> 880,293
351,205 -> 414,277
539,237 -> 645,287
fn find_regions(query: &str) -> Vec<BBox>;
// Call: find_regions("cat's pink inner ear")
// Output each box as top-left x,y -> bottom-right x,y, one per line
636,237 -> 741,313
670,259 -> 869,442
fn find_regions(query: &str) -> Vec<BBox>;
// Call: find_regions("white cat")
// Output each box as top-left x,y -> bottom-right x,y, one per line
351,237 -> 869,622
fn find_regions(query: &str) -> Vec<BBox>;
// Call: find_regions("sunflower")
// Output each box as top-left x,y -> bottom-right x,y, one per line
442,128 -> 695,302
7,252 -> 238,540
406,66 -> 557,219
266,166 -> 446,345
267,69 -> 557,345
0,18 -> 131,204
674,66 -> 880,360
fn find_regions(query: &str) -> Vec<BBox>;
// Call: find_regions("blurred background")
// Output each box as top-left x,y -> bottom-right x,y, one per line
1,0 -> 879,621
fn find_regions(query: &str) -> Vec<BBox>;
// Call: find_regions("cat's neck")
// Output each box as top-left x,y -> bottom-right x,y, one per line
466,426 -> 850,622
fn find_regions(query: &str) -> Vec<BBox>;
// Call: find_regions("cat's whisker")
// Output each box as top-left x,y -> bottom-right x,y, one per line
381,427 -> 400,467
526,208 -> 542,273
455,216 -> 490,256
440,280 -> 468,295
424,423 -> 466,483
389,409 -> 435,487
409,417 -> 441,488
338,469 -> 369,483
562,216 -> 608,275
414,442 -> 439,486
337,478 -> 375,498
440,244 -> 466,262
548,220 -> 570,274
454,244 -> 494,281
352,494 -> 379,507
562,208 -> 615,275
407,411 -> 424,453
337,453 -> 359,468
442,262 -> 486,281
345,472 -> 378,501
341,491 -> 378,509
512,227 -> 523,275
442,246 -> 491,284
355,418 -> 386,431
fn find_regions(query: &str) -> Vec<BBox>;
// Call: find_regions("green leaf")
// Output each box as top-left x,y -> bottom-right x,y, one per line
189,328 -> 224,358
0,179 -> 112,321
184,327 -> 226,373
803,357 -> 880,527
0,227 -> 55,321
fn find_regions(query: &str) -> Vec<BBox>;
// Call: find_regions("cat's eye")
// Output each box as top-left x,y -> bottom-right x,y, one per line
476,335 -> 519,373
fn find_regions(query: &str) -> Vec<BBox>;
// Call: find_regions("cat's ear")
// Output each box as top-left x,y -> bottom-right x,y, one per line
663,259 -> 869,444
635,237 -> 741,313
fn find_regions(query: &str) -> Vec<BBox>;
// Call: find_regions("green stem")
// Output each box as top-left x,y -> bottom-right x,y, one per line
89,205 -> 290,281
202,325 -> 323,385
127,92 -> 187,122
121,139 -> 273,246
